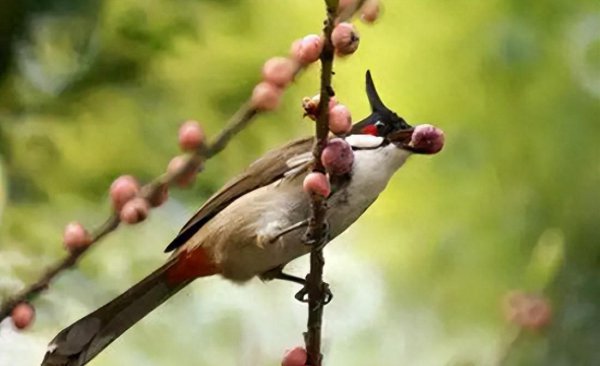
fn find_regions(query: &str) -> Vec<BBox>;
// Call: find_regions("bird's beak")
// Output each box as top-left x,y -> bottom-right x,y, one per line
387,128 -> 414,147
389,124 -> 445,155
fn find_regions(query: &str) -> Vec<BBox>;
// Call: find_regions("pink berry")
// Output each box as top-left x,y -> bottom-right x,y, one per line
303,172 -> 331,197
331,22 -> 360,56
503,291 -> 552,331
262,57 -> 298,87
281,347 -> 307,366
360,0 -> 380,23
63,222 -> 92,251
521,297 -> 552,330
321,138 -> 354,176
167,155 -> 198,187
11,303 -> 35,330
110,175 -> 140,211
291,35 -> 323,65
119,197 -> 150,224
178,120 -> 205,151
409,124 -> 445,154
328,104 -> 352,135
251,82 -> 283,111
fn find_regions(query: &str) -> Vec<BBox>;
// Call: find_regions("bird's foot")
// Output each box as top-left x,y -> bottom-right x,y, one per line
294,281 -> 333,306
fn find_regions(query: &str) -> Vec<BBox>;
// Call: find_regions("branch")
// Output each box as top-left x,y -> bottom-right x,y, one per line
0,102 -> 260,321
303,1 -> 338,365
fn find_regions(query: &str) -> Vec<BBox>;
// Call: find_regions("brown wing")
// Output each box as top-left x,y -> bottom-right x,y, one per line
164,136 -> 314,252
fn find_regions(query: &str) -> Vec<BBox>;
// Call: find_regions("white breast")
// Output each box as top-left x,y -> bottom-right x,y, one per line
327,144 -> 411,237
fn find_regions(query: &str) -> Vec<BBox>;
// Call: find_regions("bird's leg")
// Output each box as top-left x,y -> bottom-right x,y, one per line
261,267 -> 333,305
275,271 -> 307,286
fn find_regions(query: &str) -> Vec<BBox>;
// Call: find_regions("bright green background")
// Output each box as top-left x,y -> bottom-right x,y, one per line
1,0 -> 599,365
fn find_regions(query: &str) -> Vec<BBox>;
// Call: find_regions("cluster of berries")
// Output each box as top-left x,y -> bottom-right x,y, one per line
251,19 -> 365,111
8,121 -> 206,330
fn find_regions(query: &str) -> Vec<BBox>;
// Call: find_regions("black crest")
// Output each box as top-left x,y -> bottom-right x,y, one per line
351,70 -> 412,136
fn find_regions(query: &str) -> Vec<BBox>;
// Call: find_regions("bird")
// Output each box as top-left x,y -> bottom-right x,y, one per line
41,71 -> 444,366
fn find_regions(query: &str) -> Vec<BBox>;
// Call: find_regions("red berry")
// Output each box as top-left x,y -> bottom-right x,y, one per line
262,57 -> 298,87
110,175 -> 140,211
329,104 -> 352,135
251,82 -> 283,111
167,155 -> 198,188
11,303 -> 35,330
178,120 -> 205,151
281,347 -> 307,366
63,222 -> 92,251
331,22 -> 360,56
119,197 -> 150,224
303,172 -> 331,197
291,35 -> 323,65
321,138 -> 354,176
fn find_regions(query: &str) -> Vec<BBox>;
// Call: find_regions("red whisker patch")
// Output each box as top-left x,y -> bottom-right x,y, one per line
361,124 -> 378,136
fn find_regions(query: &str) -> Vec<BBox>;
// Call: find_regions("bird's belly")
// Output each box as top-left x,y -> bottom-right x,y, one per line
195,171 -> 384,282
196,179 -> 311,282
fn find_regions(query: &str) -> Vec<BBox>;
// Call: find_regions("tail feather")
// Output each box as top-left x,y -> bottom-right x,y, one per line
41,259 -> 193,366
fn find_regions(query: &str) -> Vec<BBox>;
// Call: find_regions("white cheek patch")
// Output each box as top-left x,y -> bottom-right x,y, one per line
345,134 -> 384,149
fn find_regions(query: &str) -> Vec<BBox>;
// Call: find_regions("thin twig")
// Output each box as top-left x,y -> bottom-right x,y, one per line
0,215 -> 120,320
0,103 -> 261,321
303,1 -> 338,365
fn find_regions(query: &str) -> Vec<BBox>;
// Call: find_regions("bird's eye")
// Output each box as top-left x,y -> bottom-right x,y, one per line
374,121 -> 386,133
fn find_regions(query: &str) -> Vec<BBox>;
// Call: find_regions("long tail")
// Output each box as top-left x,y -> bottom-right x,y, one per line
41,250 -> 215,366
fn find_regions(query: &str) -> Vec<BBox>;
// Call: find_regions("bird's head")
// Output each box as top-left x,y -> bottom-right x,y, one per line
349,71 -> 444,155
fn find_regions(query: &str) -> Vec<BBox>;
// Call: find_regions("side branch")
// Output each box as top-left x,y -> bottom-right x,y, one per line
0,103 -> 261,321
303,1 -> 338,365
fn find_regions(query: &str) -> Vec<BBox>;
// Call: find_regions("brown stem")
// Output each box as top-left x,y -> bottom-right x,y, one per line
303,1 -> 338,365
0,103 -> 262,321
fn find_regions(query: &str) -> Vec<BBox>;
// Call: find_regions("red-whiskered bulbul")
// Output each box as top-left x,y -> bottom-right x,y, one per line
41,71 -> 444,366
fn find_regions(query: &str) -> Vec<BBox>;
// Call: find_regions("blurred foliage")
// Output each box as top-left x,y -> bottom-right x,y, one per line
1,0 -> 600,365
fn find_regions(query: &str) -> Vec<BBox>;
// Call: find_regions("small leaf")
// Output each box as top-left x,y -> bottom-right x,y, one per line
525,228 -> 565,290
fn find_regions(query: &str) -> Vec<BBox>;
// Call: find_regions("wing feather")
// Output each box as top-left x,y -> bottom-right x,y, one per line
164,136 -> 314,252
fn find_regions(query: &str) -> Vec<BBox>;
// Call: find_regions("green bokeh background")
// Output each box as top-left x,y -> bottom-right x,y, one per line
1,0 -> 599,365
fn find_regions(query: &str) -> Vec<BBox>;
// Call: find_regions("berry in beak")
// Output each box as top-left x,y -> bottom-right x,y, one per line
388,124 -> 444,154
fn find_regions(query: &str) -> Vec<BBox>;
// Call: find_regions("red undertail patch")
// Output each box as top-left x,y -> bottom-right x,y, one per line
166,247 -> 219,285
